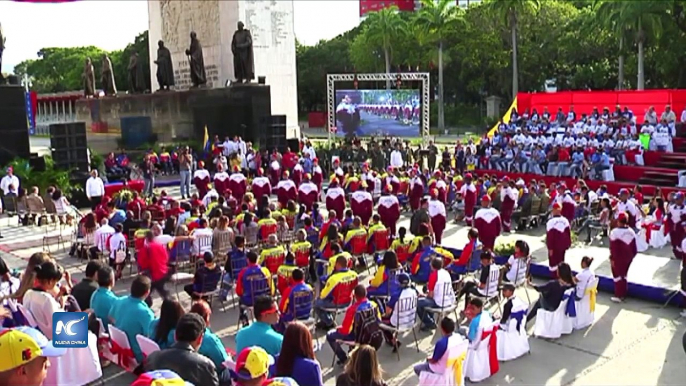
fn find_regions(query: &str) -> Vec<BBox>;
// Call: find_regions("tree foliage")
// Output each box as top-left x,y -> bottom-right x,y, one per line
14,31 -> 149,93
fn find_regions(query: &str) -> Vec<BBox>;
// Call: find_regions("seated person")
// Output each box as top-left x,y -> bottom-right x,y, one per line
366,214 -> 387,254
235,295 -> 284,356
257,211 -> 278,241
322,243 -> 353,279
410,236 -> 438,283
184,252 -> 223,300
498,283 -> 527,330
413,317 -> 464,377
367,250 -> 402,298
148,299 -> 185,349
408,223 -> 431,255
380,272 -> 418,351
343,217 -> 368,266
188,300 -> 231,375
525,262 -> 575,325
416,258 -> 456,331
71,260 -> 101,311
463,297 -> 493,342
277,268 -> 314,333
143,313 -> 219,386
89,267 -> 121,332
276,252 -> 298,296
326,284 -> 381,366
445,228 -> 480,278
457,251 -> 494,309
108,276 -> 155,363
314,255 -> 359,330
225,236 -> 248,282
503,240 -> 530,284
236,251 -> 275,325
390,227 -> 412,266
259,234 -> 286,275
290,229 -> 313,269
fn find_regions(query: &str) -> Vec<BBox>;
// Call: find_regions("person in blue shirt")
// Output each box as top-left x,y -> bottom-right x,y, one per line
464,297 -> 493,342
236,295 -> 284,356
277,268 -> 314,333
569,148 -> 586,178
302,154 -> 314,175
148,299 -> 185,349
90,265 -> 121,331
531,146 -> 546,175
591,148 -> 611,179
236,250 -> 275,324
108,275 -> 155,363
271,321 -> 324,386
514,146 -> 528,173
413,317 -> 458,376
106,202 -> 127,227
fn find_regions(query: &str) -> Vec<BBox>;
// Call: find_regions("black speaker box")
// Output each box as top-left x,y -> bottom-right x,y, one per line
263,115 -> 287,153
50,122 -> 89,172
29,154 -> 46,172
0,86 -> 31,165
287,138 -> 300,153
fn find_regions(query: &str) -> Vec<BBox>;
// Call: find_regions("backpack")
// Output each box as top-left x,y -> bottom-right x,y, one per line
354,308 -> 383,350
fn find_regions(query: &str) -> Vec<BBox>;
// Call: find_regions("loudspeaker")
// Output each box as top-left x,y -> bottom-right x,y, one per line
263,115 -> 287,153
29,154 -> 46,172
0,86 -> 31,165
50,122 -> 89,172
287,138 -> 300,153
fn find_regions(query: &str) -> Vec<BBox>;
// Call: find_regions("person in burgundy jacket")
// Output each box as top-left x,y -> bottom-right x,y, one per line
377,185 -> 400,236
409,169 -> 424,211
546,203 -> 571,279
193,161 -> 211,200
228,165 -> 247,202
428,189 -> 447,245
213,164 -> 230,196
500,178 -> 517,232
275,171 -> 297,209
459,173 -> 477,226
325,179 -> 346,221
298,174 -> 319,212
609,212 -> 637,302
137,230 -> 171,306
282,147 -> 298,171
350,189 -> 373,226
474,195 -> 501,252
312,158 -> 323,192
251,168 -> 272,202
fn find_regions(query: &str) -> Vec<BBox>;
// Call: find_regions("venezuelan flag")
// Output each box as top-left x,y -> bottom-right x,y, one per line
203,125 -> 212,153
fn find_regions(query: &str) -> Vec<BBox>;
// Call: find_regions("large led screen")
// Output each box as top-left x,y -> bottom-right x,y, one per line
335,89 -> 421,137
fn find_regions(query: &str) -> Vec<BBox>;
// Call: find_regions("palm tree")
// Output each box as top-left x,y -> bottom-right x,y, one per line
364,6 -> 407,89
594,0 -> 629,90
415,0 -> 463,131
484,0 -> 540,99
594,0 -> 666,90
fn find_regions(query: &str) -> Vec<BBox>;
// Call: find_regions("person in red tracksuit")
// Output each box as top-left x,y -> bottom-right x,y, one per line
609,212 -> 637,303
546,203 -> 571,279
474,195 -> 501,252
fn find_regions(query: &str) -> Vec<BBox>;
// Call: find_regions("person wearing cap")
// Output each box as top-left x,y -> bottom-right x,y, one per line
213,164 -> 230,197
298,174 -> 319,212
252,169 -> 272,203
474,195 -> 502,251
380,272 -> 418,350
499,179 -> 517,233
0,327 -> 66,386
144,313 -> 219,386
546,202 -> 571,279
409,169 -> 425,211
428,189 -> 447,244
292,158 -> 305,187
132,369 -> 195,386
0,166 -> 19,196
609,212 -> 637,303
233,346 -> 299,386
325,179 -> 346,222
615,188 -> 643,229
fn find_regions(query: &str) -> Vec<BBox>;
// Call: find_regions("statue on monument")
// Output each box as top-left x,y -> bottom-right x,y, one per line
0,22 -> 5,83
231,21 -> 254,84
185,31 -> 206,88
82,57 -> 96,98
154,40 -> 175,91
101,54 -> 117,96
127,52 -> 146,94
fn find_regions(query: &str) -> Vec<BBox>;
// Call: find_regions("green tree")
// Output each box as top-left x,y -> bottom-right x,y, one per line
415,0 -> 464,131
361,6 -> 407,89
484,0 -> 541,98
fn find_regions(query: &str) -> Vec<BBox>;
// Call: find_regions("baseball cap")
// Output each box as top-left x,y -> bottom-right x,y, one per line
397,272 -> 411,285
263,377 -> 299,386
233,346 -> 275,381
0,327 -> 66,372
131,370 -> 195,386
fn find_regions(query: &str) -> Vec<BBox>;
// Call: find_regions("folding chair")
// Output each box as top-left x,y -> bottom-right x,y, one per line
108,325 -> 138,371
193,268 -> 224,310
510,257 -> 532,304
135,334 -> 161,359
223,255 -> 249,309
236,276 -> 271,330
330,307 -> 382,367
378,295 -> 420,361
478,265 -> 504,316
96,231 -> 113,263
318,277 -> 358,327
289,289 -> 317,338
171,239 -> 193,273
212,231 -> 233,266
425,282 -> 459,327
194,233 -> 213,258
368,268 -> 399,307
349,234 -> 370,274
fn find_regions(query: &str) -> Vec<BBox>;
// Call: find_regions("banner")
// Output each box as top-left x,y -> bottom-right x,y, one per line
25,91 -> 35,135
487,97 -> 517,138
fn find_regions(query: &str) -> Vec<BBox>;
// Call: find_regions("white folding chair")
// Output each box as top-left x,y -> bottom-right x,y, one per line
108,325 -> 138,371
464,323 -> 500,382
574,277 -> 599,330
477,265 -> 503,315
378,295 -> 420,361
533,288 -> 575,339
425,282 -> 459,326
135,334 -> 161,358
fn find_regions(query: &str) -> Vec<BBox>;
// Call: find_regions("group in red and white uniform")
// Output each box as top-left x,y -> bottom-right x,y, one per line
192,162 -> 211,199
350,189 -> 373,226
545,203 -> 571,278
325,179 -> 346,220
312,158 -> 323,192
459,173 -> 477,226
428,190 -> 447,244
499,179 -> 518,232
227,166 -> 247,202
377,186 -> 400,236
212,166 -> 230,196
275,171 -> 297,209
297,174 -> 319,211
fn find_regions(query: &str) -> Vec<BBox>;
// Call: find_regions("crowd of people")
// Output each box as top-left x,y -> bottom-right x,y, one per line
0,122 -> 685,385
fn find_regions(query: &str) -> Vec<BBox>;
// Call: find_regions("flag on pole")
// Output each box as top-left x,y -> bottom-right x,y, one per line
203,125 -> 212,153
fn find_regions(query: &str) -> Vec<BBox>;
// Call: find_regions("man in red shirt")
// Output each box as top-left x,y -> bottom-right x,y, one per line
282,147 -> 298,171
137,230 -> 170,306
127,192 -> 146,219
556,146 -> 571,177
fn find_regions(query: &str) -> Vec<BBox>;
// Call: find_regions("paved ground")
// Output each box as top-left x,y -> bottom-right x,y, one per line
2,184 -> 685,385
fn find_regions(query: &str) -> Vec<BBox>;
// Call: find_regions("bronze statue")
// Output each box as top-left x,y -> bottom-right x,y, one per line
154,40 -> 175,91
0,22 -> 5,83
82,57 -> 96,97
185,31 -> 206,87
231,21 -> 254,84
101,54 -> 117,96
127,52 -> 146,94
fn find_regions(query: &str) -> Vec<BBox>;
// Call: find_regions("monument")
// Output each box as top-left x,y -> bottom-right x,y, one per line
147,0 -> 299,137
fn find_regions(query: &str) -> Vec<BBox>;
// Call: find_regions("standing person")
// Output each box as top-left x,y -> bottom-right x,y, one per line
85,169 -> 105,210
428,189 -> 447,244
427,140 -> 438,172
179,146 -> 193,199
609,212 -> 637,303
0,166 -> 20,196
500,179 -> 517,232
409,169 -> 424,211
679,222 -> 686,317
377,185 -> 400,236
137,230 -> 171,306
546,203 -> 571,279
474,195 -> 501,252
142,154 -> 155,198
459,173 -> 477,226
410,197 -> 431,237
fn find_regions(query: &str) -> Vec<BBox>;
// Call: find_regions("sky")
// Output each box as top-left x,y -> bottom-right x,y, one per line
0,0 -> 360,73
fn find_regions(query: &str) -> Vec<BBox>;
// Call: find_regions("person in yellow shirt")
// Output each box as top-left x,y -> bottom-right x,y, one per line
314,255 -> 359,330
276,252 -> 298,296
366,214 -> 387,256
344,217 -> 368,267
325,243 -> 353,277
391,226 -> 413,267
257,211 -> 278,241
258,234 -> 285,275
290,229 -> 312,269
